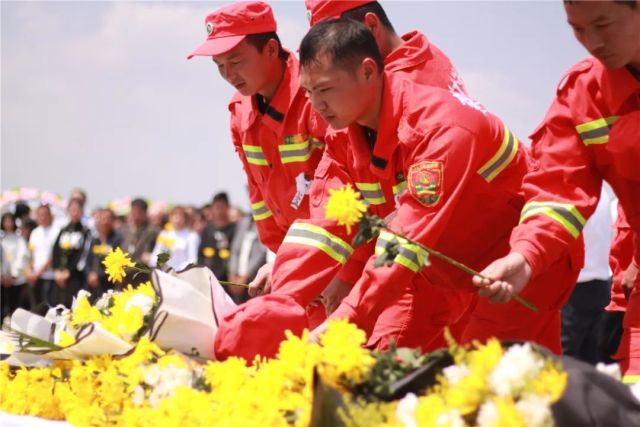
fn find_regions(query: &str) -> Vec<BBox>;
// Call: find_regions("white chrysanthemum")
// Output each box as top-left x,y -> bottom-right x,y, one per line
443,363 -> 471,386
125,293 -> 155,316
489,343 -> 544,397
596,362 -> 622,381
436,409 -> 465,427
630,382 -> 640,404
147,366 -> 193,407
477,400 -> 499,427
516,395 -> 553,427
95,290 -> 115,311
395,393 -> 419,427
132,385 -> 146,406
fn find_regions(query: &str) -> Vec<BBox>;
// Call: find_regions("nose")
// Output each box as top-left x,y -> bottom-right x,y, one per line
584,28 -> 605,54
308,92 -> 327,114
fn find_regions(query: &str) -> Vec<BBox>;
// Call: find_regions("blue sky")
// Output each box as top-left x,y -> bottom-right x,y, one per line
1,1 -> 587,211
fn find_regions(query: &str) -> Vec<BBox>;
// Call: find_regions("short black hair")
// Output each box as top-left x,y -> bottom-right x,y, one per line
300,18 -> 384,74
212,192 -> 230,205
341,1 -> 395,32
245,32 -> 289,61
1,212 -> 16,232
14,202 -> 30,219
565,0 -> 637,8
131,198 -> 148,212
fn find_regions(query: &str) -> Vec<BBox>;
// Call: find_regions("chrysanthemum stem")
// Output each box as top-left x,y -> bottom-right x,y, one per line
218,280 -> 250,289
411,239 -> 538,313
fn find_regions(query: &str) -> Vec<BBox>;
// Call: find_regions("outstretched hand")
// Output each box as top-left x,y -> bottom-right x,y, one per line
472,252 -> 532,304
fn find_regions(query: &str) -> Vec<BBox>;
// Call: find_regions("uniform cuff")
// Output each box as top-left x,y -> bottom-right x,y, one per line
510,239 -> 543,278
336,258 -> 365,285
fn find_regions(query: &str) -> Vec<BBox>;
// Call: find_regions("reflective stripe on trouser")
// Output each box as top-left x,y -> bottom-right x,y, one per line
243,144 -> 268,166
477,126 -> 519,182
251,201 -> 273,221
520,201 -> 586,238
355,182 -> 386,205
576,116 -> 619,145
375,229 -> 429,273
282,222 -> 353,264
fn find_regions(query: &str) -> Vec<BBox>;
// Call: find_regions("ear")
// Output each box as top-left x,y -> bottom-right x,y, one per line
363,12 -> 380,33
266,38 -> 279,58
361,57 -> 379,81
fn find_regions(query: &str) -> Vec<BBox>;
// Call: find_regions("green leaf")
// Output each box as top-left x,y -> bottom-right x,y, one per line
156,252 -> 170,268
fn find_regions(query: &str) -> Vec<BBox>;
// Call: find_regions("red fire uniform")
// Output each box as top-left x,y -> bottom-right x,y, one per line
505,58 -> 640,366
608,205 -> 633,314
229,53 -> 327,253
271,74 -> 552,352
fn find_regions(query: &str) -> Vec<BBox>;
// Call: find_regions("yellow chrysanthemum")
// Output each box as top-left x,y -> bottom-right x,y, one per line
58,330 -> 77,347
325,184 -> 367,234
70,292 -> 103,327
525,360 -> 568,403
102,247 -> 135,284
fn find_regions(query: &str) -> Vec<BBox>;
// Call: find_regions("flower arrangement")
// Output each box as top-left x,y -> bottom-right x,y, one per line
0,320 -> 575,426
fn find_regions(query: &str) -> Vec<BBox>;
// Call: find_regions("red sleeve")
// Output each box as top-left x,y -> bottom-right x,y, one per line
509,96 -> 601,277
230,121 -> 285,253
271,133 -> 367,305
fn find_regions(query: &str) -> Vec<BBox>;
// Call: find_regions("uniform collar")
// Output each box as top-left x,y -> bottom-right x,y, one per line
346,73 -> 403,178
601,65 -> 640,113
384,30 -> 432,74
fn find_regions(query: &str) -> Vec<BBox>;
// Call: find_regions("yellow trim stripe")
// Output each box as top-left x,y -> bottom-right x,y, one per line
622,375 -> 640,385
375,230 -> 429,273
251,201 -> 273,221
355,182 -> 386,205
520,201 -> 587,239
283,223 -> 353,264
477,127 -> 519,182
575,116 -> 619,145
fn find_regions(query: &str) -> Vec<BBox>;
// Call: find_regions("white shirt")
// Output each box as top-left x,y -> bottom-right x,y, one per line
578,187 -> 614,283
150,228 -> 200,271
1,232 -> 29,285
28,224 -> 59,280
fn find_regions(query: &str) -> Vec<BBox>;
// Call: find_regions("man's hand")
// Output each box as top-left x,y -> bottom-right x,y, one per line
309,320 -> 329,344
248,262 -> 274,297
320,278 -> 351,316
87,272 -> 100,288
472,252 -> 532,304
622,262 -> 639,300
54,270 -> 70,288
27,271 -> 39,287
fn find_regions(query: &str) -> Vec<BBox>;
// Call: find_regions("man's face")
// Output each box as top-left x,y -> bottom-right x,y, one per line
96,211 -> 114,236
211,201 -> 229,224
566,1 -> 640,69
212,39 -> 275,96
129,205 -> 147,227
36,206 -> 52,227
301,54 -> 372,130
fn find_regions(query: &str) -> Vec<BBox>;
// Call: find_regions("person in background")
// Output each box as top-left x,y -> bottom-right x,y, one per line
561,187 -> 614,364
52,198 -> 90,307
228,213 -> 267,304
150,206 -> 199,271
25,204 -> 59,307
86,208 -> 122,300
120,198 -> 159,266
1,212 -> 28,321
199,192 -> 236,282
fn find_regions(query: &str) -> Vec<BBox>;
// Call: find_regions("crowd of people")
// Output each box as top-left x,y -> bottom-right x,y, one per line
0,189 -> 270,324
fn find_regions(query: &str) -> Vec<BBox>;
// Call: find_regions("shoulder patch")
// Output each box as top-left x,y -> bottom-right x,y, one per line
557,59 -> 594,94
408,160 -> 443,207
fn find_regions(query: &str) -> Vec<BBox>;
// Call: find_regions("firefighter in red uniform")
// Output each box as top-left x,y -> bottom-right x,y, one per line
187,2 -> 327,311
266,18 -> 575,352
304,1 -> 474,326
474,1 -> 640,377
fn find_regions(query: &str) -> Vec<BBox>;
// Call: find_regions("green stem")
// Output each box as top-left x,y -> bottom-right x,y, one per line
219,280 -> 250,289
386,228 -> 538,313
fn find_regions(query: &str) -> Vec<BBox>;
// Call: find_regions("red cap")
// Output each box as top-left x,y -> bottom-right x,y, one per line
214,294 -> 308,363
187,1 -> 277,59
305,0 -> 375,26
